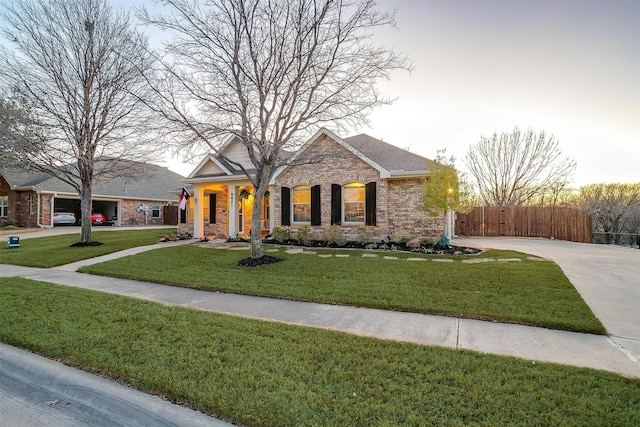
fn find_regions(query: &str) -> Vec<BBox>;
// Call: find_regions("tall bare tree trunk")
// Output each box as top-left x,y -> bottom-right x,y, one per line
79,180 -> 92,244
251,189 -> 265,259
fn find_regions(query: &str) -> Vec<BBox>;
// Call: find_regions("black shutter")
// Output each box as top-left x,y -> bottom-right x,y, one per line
311,185 -> 321,225
331,184 -> 342,225
180,207 -> 186,224
209,194 -> 216,223
365,181 -> 377,226
281,186 -> 290,226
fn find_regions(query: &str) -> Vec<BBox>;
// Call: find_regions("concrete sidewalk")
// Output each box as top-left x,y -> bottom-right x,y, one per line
2,260 -> 639,378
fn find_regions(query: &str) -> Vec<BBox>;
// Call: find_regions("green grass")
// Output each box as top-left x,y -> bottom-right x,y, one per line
0,278 -> 637,427
0,228 -> 176,267
80,245 -> 605,334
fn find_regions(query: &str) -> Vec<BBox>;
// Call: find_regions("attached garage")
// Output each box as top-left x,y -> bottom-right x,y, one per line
1,160 -> 185,228
52,196 -> 120,226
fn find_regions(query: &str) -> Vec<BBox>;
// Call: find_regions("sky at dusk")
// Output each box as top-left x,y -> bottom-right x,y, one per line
120,1 -> 640,186
362,0 -> 639,187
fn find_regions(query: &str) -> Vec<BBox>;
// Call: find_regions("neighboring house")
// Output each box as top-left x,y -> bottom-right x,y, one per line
0,160 -> 185,228
180,128 -> 444,241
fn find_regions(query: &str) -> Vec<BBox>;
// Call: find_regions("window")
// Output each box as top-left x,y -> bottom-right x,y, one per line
343,183 -> 365,223
152,203 -> 161,218
292,186 -> 311,223
29,194 -> 35,215
0,195 -> 7,217
203,195 -> 210,222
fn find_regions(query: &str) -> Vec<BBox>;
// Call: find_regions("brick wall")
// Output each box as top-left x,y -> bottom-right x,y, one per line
120,199 -> 172,226
12,191 -> 39,227
386,178 -> 444,238
0,176 -> 12,226
273,134 -> 444,241
40,194 -> 53,226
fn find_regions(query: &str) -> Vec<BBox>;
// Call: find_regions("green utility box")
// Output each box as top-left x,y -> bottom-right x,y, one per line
7,235 -> 20,249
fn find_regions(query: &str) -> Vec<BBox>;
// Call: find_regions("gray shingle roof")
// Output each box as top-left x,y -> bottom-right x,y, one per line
342,134 -> 435,174
1,160 -> 184,201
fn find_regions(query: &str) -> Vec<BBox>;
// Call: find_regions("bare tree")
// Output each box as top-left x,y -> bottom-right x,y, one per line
464,127 -> 576,207
140,0 -> 411,261
0,0 -> 158,244
576,183 -> 640,233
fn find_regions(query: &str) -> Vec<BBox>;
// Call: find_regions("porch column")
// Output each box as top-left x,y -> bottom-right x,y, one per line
193,185 -> 205,239
269,185 -> 275,233
228,185 -> 237,237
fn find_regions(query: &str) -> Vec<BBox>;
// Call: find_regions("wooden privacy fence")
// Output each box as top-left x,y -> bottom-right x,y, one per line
455,206 -> 592,243
163,205 -> 178,226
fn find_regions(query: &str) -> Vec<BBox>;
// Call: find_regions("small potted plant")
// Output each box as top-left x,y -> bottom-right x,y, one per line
239,188 -> 251,200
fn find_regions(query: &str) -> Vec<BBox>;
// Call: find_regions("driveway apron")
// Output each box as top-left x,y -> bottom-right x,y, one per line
454,237 -> 640,363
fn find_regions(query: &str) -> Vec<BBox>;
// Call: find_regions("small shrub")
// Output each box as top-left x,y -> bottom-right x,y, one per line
398,236 -> 410,244
296,225 -> 312,245
324,225 -> 347,246
272,227 -> 290,243
421,238 -> 436,246
365,243 -> 378,250
356,226 -> 374,243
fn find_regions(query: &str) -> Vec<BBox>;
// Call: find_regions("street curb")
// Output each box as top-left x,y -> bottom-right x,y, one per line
0,343 -> 233,427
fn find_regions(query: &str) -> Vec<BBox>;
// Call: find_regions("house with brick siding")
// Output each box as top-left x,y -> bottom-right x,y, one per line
0,160 -> 184,228
180,128 -> 445,241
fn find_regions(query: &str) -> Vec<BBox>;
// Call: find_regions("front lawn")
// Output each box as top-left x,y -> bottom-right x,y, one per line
0,228 -> 176,267
0,278 -> 637,427
80,245 -> 605,334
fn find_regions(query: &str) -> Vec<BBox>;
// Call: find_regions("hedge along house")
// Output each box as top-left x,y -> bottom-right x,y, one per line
180,128 -> 444,241
0,159 -> 185,228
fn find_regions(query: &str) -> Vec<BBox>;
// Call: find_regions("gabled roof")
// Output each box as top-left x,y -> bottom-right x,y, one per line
342,134 -> 436,176
1,160 -> 185,201
271,128 -> 434,182
0,167 -> 51,188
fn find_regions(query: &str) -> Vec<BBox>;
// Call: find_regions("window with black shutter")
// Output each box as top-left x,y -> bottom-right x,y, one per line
331,184 -> 342,225
281,186 -> 291,226
311,185 -> 321,225
365,181 -> 377,226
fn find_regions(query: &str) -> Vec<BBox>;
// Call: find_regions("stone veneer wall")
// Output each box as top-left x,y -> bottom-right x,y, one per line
386,178 -> 444,238
273,134 -> 444,241
202,188 -> 230,238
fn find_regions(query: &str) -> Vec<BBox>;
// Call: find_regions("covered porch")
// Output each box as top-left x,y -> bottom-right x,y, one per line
185,179 -> 273,240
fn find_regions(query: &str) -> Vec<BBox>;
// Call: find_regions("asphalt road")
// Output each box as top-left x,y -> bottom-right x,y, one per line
1,369 -> 122,427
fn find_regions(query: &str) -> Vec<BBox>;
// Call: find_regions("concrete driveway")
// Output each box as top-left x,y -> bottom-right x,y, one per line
453,237 -> 640,361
